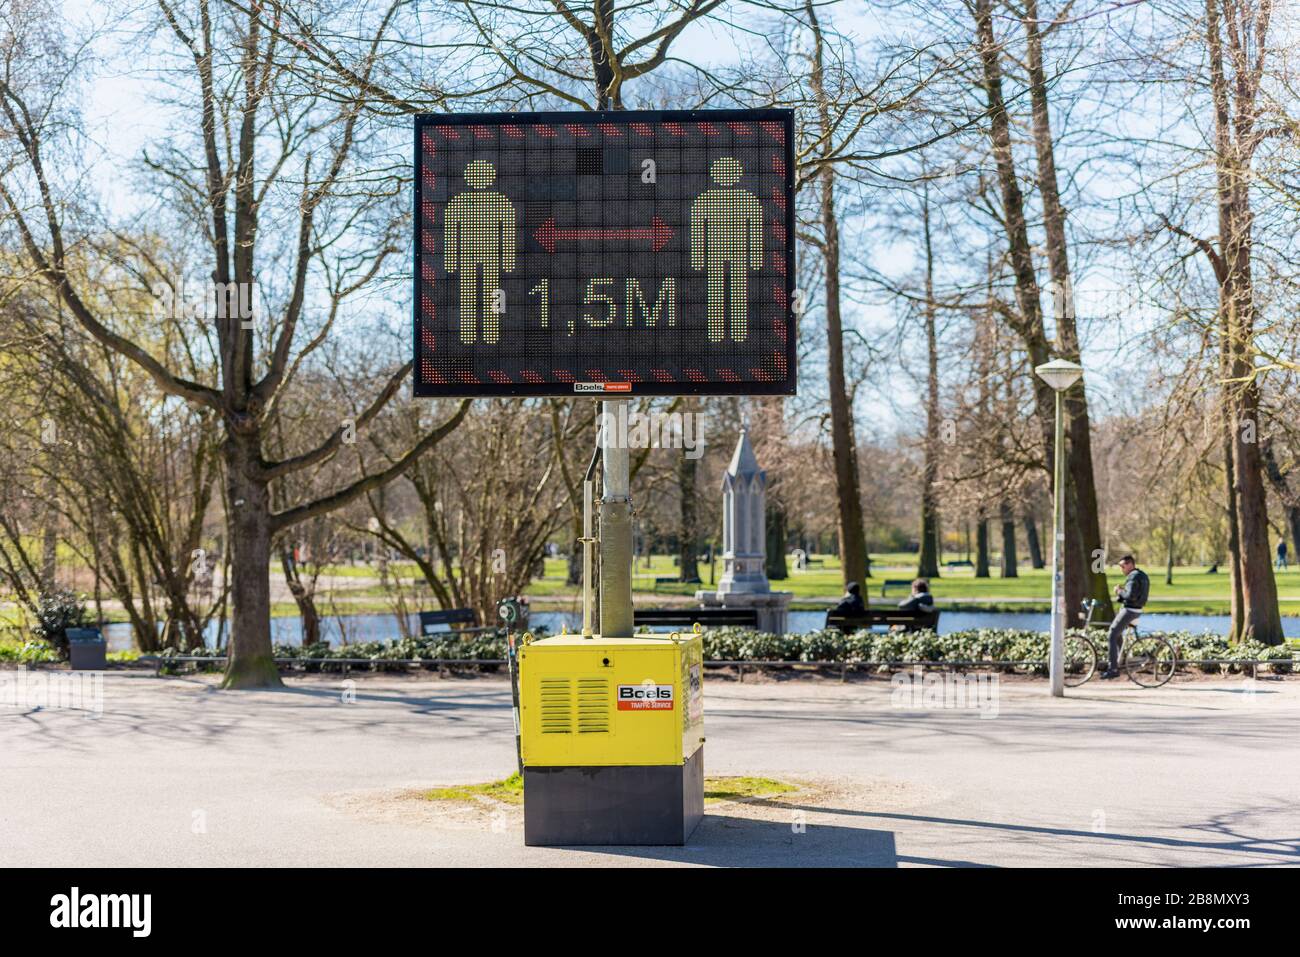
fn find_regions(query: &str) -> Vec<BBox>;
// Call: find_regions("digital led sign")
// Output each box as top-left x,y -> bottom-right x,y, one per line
413,110 -> 796,396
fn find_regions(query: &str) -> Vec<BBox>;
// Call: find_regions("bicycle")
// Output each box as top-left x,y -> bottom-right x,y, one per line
1014,619 -> 1099,686
1068,598 -> 1178,688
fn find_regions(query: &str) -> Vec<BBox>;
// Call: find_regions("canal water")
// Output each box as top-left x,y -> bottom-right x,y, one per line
101,608 -> 1300,652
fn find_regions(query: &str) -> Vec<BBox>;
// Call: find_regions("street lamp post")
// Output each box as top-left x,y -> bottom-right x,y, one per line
1034,357 -> 1085,698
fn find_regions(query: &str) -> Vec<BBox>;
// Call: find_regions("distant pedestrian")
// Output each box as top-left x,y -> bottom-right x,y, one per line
1102,555 -> 1149,679
1277,540 -> 1289,571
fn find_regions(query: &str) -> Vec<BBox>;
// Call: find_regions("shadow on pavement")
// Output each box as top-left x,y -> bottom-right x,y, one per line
774,803 -> 1300,865
547,812 -> 899,867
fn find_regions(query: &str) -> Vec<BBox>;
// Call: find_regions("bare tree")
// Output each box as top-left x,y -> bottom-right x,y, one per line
0,1 -> 469,685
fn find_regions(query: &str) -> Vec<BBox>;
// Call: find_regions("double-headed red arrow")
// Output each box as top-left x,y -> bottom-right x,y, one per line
535,216 -> 673,254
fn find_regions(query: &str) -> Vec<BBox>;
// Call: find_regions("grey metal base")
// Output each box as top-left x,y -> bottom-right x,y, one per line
67,631 -> 107,671
524,747 -> 704,846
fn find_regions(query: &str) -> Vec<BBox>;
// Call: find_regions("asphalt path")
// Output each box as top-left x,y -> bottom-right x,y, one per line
3,670 -> 1297,867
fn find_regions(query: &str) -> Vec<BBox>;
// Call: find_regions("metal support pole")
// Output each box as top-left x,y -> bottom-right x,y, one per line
506,633 -> 524,775
1049,389 -> 1066,698
599,399 -> 634,637
581,444 -> 599,638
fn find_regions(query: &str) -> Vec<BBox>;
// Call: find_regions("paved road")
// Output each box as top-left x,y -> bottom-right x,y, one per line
2,670 -> 1297,867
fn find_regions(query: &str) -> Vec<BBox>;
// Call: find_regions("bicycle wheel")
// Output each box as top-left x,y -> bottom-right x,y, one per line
1124,634 -> 1176,688
1063,634 -> 1098,687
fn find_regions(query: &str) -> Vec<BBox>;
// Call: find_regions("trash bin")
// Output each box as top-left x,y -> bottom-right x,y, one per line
66,627 -> 107,670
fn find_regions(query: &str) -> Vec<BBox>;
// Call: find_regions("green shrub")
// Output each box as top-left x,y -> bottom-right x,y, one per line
0,639 -> 62,664
139,623 -> 1294,677
31,588 -> 88,660
798,629 -> 849,662
157,644 -> 226,674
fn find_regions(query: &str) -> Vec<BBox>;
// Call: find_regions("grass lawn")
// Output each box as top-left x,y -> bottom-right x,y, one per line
532,554 -> 1300,615
7,553 -> 1298,628
425,773 -> 525,805
423,773 -> 796,807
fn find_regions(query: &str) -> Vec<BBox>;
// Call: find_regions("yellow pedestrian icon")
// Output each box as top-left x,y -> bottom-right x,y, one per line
444,160 -> 516,344
689,157 -> 764,343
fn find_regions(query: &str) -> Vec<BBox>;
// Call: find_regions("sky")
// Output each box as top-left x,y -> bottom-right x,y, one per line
57,0 -> 1212,435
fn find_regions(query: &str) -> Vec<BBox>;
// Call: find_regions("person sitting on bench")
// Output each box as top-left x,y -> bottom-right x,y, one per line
831,582 -> 867,616
897,578 -> 935,614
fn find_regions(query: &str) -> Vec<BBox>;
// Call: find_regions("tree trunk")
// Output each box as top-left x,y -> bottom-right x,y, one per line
999,499 -> 1017,578
222,439 -> 280,688
40,470 -> 59,588
1021,0 -> 1112,620
1024,510 -> 1045,569
1232,403 -> 1282,643
1204,0 -> 1281,644
587,0 -> 620,109
918,180 -> 941,579
566,518 -> 583,586
280,543 -> 321,647
972,0 -> 1061,570
1165,507 -> 1177,586
1223,395 -> 1244,639
917,464 -> 941,577
1289,509 -> 1300,569
1262,442 -> 1300,569
678,442 -> 699,582
41,521 -> 57,589
816,178 -> 868,582
163,582 -> 205,652
766,501 -> 788,580
809,4 -> 869,593
816,143 -> 868,590
975,512 -> 990,578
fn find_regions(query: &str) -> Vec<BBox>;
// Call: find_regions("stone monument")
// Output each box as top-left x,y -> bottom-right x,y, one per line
695,427 -> 793,634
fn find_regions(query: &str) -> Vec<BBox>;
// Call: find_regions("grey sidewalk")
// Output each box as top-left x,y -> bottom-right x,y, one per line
3,672 -> 1297,867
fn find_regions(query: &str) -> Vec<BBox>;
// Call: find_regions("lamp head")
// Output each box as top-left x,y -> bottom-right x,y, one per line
1034,357 -> 1084,392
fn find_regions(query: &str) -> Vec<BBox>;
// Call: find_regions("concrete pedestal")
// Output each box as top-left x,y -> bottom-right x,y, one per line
523,747 -> 704,846
694,589 -> 793,635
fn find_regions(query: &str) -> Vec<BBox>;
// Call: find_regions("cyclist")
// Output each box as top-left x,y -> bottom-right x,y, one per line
1102,554 -> 1149,679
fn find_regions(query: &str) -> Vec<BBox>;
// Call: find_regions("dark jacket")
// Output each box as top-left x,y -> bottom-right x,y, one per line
897,592 -> 935,614
832,593 -> 866,616
1118,568 -> 1150,610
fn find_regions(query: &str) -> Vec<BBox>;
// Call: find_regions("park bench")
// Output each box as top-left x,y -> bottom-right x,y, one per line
824,607 -> 940,634
633,607 -> 759,629
945,560 -> 974,569
879,579 -> 913,597
653,575 -> 702,589
418,608 -> 494,635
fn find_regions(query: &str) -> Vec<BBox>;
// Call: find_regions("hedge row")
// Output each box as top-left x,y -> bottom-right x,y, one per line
144,626 -> 1296,676
150,631 -> 512,673
700,627 -> 1293,674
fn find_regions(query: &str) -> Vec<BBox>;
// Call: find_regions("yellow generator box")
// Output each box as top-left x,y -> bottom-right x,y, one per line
520,633 -> 704,768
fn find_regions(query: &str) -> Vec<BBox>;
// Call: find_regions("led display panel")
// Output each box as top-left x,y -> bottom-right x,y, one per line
414,110 -> 796,396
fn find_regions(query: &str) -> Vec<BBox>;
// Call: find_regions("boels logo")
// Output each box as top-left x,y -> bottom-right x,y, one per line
617,683 -> 674,711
